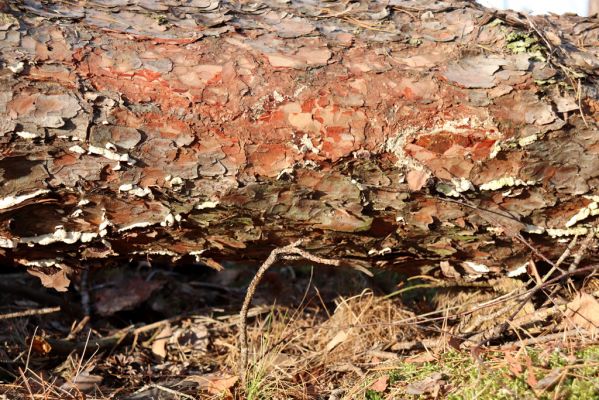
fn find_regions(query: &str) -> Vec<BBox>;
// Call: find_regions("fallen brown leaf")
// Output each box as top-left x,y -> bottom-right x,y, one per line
151,323 -> 172,359
183,373 -> 238,395
369,375 -> 389,392
562,293 -> 599,333
27,268 -> 70,292
406,372 -> 446,396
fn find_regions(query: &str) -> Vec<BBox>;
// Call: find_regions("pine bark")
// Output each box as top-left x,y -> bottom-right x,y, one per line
1,0 -> 598,287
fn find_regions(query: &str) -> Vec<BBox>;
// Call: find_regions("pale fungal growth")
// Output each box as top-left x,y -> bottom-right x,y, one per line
195,201 -> 219,210
486,226 -> 505,235
518,134 -> 538,147
546,226 -> 592,238
293,84 -> 307,98
16,131 -> 42,139
507,263 -> 528,277
523,224 -> 546,234
276,166 -> 294,180
80,232 -> 98,242
452,177 -> 474,193
119,183 -> 151,197
489,141 -> 502,159
69,145 -> 87,154
479,176 -> 537,191
133,249 -> 180,258
20,258 -> 63,268
161,213 -> 176,227
462,261 -> 490,273
385,126 -> 418,166
88,144 -> 130,162
117,221 -> 154,232
299,133 -> 320,154
169,177 -> 184,186
57,134 -> 71,139
1,222 -> 103,248
565,199 -> 598,227
0,189 -> 50,210
8,61 -> 24,73
0,237 -> 17,248
426,117 -> 475,135
437,177 -> 474,197
189,249 -> 207,262
272,90 -> 284,102
566,206 -> 592,228
461,261 -> 491,280
368,247 -> 392,256
130,186 -> 151,198
350,178 -> 366,191
22,225 -> 83,246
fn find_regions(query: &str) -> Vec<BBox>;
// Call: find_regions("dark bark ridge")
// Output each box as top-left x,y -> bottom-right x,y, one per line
1,0 -> 599,287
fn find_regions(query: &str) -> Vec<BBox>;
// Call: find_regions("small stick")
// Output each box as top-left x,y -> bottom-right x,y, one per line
465,302 -> 567,346
524,15 -> 554,60
499,329 -> 590,349
568,228 -> 595,273
473,264 -> 599,347
543,235 -> 578,282
577,79 -> 589,128
238,240 -> 371,382
0,307 -> 60,320
132,384 -> 195,400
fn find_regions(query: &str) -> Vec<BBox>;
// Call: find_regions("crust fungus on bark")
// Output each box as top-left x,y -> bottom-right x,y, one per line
1,0 -> 599,290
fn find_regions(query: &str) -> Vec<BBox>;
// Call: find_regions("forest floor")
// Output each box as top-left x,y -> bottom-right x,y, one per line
0,257 -> 597,399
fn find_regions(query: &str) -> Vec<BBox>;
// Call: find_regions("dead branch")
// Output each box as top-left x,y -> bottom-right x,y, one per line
499,329 -> 594,349
568,229 -> 596,273
0,307 -> 61,320
238,240 -> 371,383
465,302 -> 567,347
472,264 -> 599,347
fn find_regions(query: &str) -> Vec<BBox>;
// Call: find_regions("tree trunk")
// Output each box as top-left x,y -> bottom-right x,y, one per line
1,0 -> 598,288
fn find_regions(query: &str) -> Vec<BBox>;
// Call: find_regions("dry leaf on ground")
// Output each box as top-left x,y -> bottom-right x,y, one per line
562,293 -> 599,333
151,323 -> 172,359
183,373 -> 238,395
369,375 -> 389,392
405,372 -> 446,396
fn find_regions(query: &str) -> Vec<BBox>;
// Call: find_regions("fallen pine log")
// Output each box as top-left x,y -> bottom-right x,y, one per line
1,0 -> 599,290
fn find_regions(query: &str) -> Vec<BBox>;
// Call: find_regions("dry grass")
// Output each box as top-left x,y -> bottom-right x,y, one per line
1,263 -> 598,399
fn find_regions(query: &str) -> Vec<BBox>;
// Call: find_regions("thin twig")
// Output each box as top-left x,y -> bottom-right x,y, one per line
568,228 -> 595,273
577,78 -> 589,128
132,384 -> 195,400
238,240 -> 371,383
0,307 -> 60,320
524,14 -> 554,61
499,329 -> 592,349
543,235 -> 578,282
46,316 -> 180,354
466,301 -> 567,346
